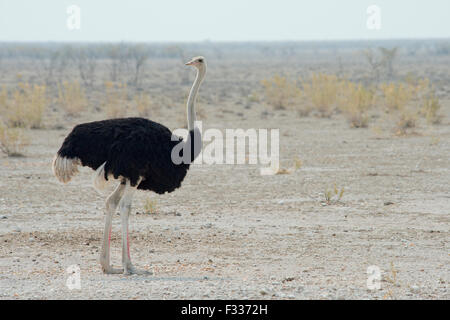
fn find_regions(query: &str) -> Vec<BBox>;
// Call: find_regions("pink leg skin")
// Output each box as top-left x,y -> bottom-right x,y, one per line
127,230 -> 131,259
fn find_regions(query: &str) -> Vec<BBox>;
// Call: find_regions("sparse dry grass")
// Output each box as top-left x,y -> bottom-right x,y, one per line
323,183 -> 345,205
293,156 -> 303,170
275,167 -> 290,175
247,92 -> 260,103
142,198 -> 158,214
57,81 -> 87,116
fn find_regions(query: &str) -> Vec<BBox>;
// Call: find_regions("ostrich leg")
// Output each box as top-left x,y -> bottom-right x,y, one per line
119,179 -> 151,275
100,182 -> 126,274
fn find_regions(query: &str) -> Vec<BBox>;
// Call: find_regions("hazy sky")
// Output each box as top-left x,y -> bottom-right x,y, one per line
0,0 -> 449,42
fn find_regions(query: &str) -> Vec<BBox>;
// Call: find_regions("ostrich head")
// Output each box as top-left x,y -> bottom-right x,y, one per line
185,56 -> 206,71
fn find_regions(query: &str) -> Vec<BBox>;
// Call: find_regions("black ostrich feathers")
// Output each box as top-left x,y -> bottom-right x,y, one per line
55,117 -> 197,194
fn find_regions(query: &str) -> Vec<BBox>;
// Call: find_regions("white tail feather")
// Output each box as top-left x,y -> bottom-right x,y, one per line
92,161 -> 110,192
52,155 -> 80,183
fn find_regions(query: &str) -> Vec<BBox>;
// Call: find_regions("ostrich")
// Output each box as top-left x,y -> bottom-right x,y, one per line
52,56 -> 206,274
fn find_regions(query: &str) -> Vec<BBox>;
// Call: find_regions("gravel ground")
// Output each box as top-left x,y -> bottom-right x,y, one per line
0,108 -> 449,299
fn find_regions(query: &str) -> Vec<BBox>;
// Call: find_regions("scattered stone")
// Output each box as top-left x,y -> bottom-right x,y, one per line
410,285 -> 420,293
282,277 -> 295,283
273,292 -> 286,298
384,201 -> 394,206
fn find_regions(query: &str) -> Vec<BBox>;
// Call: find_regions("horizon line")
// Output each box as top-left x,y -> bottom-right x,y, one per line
0,37 -> 449,45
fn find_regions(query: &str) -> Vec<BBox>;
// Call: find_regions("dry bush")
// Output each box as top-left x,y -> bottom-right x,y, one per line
380,82 -> 418,134
362,47 -> 398,81
129,44 -> 149,87
379,78 -> 436,134
57,81 -> 87,116
73,47 -> 97,88
103,82 -> 128,118
261,75 -> 302,110
0,83 -> 47,129
420,91 -> 441,125
363,49 -> 383,82
338,81 -> 375,128
301,73 -> 341,117
379,47 -> 398,78
0,121 -> 29,157
134,92 -> 154,117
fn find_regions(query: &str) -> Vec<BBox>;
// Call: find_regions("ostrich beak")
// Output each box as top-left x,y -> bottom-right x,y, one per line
185,60 -> 194,66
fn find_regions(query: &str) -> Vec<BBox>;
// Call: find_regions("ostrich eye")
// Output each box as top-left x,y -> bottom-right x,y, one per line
198,59 -> 203,63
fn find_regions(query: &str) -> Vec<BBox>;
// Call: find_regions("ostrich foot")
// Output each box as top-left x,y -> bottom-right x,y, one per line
124,263 -> 152,275
101,266 -> 124,274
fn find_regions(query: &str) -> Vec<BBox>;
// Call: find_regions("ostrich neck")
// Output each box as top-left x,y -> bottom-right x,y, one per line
187,67 -> 205,131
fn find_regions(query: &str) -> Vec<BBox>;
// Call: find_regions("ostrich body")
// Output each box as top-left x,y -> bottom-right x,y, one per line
52,57 -> 206,274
